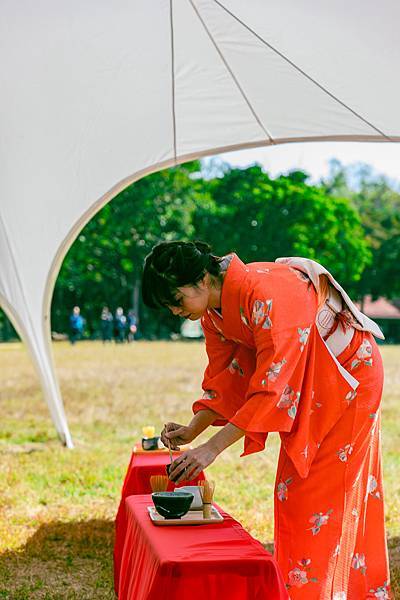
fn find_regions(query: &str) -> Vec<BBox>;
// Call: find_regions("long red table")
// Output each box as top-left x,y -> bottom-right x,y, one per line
117,494 -> 289,600
114,449 -> 205,592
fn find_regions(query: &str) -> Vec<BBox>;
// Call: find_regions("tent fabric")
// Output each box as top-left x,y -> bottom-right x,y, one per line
1,0 -> 399,446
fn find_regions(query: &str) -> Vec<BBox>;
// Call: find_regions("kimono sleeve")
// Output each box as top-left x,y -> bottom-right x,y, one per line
229,290 -> 313,456
192,313 -> 256,426
229,276 -> 355,478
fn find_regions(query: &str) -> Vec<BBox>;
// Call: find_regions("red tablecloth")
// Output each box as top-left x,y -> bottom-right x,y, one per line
117,494 -> 289,600
114,450 -> 205,592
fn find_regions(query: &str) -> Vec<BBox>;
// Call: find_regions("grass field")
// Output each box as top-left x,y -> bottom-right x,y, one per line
0,341 -> 399,599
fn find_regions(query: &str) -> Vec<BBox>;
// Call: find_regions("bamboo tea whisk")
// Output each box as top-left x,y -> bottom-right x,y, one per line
199,480 -> 215,519
150,475 -> 169,492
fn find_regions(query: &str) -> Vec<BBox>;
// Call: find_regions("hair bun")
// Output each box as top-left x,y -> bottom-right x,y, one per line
141,240 -> 223,309
193,240 -> 212,255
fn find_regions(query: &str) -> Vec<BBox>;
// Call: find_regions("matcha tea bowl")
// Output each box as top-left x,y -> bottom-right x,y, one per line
152,491 -> 194,519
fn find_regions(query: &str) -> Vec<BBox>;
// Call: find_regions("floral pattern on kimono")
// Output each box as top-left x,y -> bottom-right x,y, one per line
350,339 -> 373,370
369,582 -> 390,599
276,385 -> 300,419
228,358 -> 244,376
345,389 -> 357,405
277,477 -> 293,502
286,558 -> 318,590
337,443 -> 353,462
252,299 -> 273,328
370,411 -> 379,436
201,390 -> 216,400
239,307 -> 250,327
365,475 -> 381,500
298,326 -> 311,351
262,359 -> 287,384
309,397 -> 322,415
307,509 -> 333,535
352,552 -> 367,574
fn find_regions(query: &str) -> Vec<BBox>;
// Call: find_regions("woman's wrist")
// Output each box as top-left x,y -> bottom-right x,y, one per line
204,437 -> 223,458
184,423 -> 197,442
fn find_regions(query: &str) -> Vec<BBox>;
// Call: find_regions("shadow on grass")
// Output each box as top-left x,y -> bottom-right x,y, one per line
0,519 -> 116,600
388,536 -> 400,597
0,522 -> 398,599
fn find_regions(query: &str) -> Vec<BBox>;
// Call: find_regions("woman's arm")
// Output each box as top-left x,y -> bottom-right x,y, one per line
188,408 -> 221,438
161,408 -> 220,449
207,421 -> 245,454
168,422 -> 245,483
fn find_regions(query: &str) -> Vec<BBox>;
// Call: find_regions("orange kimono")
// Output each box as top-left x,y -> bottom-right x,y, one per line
193,255 -> 391,599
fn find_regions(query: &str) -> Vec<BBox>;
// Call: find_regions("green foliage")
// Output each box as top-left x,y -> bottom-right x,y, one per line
193,165 -> 370,291
0,310 -> 17,342
322,160 -> 400,299
53,161 -> 204,338
1,158 -> 397,341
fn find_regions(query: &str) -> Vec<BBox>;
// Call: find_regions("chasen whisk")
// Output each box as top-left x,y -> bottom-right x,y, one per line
150,474 -> 169,492
199,480 -> 215,519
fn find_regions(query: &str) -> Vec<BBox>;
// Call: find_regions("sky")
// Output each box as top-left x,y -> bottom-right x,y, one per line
213,142 -> 400,187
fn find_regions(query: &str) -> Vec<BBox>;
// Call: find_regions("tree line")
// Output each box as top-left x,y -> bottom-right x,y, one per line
1,159 -> 399,341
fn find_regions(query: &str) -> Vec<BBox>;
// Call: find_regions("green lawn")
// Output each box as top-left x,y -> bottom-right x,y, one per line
0,341 -> 399,599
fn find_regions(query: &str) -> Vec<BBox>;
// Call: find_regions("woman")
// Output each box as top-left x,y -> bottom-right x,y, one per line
142,240 -> 391,599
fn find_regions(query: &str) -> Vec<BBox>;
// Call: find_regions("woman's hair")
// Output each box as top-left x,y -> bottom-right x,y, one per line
317,274 -> 330,309
142,240 -> 224,309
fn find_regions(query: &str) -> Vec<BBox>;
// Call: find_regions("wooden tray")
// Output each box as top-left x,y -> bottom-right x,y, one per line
147,505 -> 223,525
132,443 -> 191,454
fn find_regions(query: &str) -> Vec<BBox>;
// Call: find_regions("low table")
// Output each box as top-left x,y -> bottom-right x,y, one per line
114,448 -> 205,592
117,494 -> 289,600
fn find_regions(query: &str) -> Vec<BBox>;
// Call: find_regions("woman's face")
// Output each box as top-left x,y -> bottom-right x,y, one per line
168,279 -> 210,320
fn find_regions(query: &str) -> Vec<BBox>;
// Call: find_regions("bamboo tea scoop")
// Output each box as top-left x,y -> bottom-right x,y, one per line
165,423 -> 173,478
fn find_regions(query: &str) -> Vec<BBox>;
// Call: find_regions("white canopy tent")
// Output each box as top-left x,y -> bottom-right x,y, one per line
1,0 -> 399,448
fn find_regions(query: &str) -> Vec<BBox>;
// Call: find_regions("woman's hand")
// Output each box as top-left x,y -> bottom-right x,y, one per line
160,422 -> 195,450
168,442 -> 219,484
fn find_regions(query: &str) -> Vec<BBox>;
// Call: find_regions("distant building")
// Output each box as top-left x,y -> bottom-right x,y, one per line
357,296 -> 400,344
